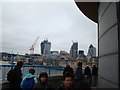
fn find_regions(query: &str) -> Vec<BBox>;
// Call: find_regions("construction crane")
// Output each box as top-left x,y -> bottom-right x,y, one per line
29,36 -> 39,54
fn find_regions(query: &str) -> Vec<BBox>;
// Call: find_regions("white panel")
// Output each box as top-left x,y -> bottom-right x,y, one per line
98,54 -> 118,85
99,25 -> 118,56
99,3 -> 117,38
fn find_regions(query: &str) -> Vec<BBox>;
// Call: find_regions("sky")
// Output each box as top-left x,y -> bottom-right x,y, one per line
0,0 -> 98,55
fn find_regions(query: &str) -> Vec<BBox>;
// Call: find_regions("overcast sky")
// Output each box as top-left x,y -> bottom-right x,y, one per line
0,1 -> 98,55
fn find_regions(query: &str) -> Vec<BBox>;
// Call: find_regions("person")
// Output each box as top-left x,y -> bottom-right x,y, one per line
57,73 -> 74,90
91,64 -> 98,86
20,68 -> 38,90
33,72 -> 53,90
7,61 -> 23,90
74,80 -> 91,90
84,65 -> 91,84
63,64 -> 74,77
74,62 -> 83,81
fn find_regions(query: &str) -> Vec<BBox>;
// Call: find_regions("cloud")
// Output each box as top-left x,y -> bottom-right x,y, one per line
1,2 -> 97,55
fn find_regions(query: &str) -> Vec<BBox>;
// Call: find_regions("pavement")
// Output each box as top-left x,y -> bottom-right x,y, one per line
1,75 -> 97,90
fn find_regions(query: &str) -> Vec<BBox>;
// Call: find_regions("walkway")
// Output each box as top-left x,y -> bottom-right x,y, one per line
1,75 -> 96,90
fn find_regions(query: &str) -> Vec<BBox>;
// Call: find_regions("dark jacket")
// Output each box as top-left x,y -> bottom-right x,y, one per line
84,66 -> 91,75
63,66 -> 74,76
32,82 -> 53,90
9,66 -> 23,89
92,66 -> 98,75
74,66 -> 83,80
56,84 -> 74,90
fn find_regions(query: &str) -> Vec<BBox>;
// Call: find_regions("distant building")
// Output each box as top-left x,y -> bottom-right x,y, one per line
77,50 -> 86,59
59,50 -> 70,60
40,40 -> 51,55
60,50 -> 68,55
70,42 -> 78,59
51,51 -> 59,55
87,44 -> 96,58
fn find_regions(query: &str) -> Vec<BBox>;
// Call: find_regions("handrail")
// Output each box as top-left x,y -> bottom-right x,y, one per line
0,52 -> 67,80
0,64 -> 65,68
0,64 -> 65,80
0,52 -> 69,61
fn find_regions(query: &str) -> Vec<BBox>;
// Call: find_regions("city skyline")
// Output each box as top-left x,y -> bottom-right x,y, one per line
34,39 -> 97,57
1,1 -> 98,55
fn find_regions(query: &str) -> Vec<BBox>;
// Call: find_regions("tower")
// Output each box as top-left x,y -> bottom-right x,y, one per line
40,39 -> 51,55
78,50 -> 86,59
70,42 -> 78,59
87,44 -> 96,58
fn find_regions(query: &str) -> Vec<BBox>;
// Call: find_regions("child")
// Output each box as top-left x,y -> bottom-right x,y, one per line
33,72 -> 53,90
57,73 -> 74,90
21,68 -> 37,90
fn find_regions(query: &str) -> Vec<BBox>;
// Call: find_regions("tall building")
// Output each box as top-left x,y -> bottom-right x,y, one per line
70,42 -> 78,59
40,40 -> 51,55
78,50 -> 86,59
87,44 -> 96,58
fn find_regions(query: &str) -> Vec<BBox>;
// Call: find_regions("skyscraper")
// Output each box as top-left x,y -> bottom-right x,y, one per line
70,42 -> 78,59
40,40 -> 51,55
87,44 -> 96,58
78,50 -> 86,59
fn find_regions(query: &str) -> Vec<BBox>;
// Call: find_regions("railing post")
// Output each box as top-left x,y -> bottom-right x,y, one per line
11,55 -> 14,69
48,68 -> 51,76
32,60 -> 35,65
11,55 -> 14,64
2,66 -> 5,80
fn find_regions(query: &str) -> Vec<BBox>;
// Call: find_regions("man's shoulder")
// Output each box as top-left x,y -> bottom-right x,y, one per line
57,84 -> 64,90
47,83 -> 53,88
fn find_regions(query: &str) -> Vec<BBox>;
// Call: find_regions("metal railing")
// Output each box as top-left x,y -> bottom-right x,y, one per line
0,52 -> 67,80
0,64 -> 65,80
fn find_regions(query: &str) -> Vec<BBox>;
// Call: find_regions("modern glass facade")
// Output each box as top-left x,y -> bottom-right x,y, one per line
40,40 -> 51,55
70,42 -> 78,59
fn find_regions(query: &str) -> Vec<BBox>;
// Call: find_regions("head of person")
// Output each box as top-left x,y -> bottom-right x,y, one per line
93,64 -> 96,67
86,65 -> 89,68
39,72 -> 48,84
66,64 -> 70,68
29,69 -> 35,75
78,62 -> 82,67
63,73 -> 73,88
16,61 -> 23,68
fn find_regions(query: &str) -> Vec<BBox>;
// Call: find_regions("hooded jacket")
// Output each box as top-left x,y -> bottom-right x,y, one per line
33,72 -> 53,90
20,73 -> 38,88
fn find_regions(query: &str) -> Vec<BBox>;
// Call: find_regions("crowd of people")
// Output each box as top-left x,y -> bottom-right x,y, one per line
6,61 -> 98,90
63,62 -> 98,86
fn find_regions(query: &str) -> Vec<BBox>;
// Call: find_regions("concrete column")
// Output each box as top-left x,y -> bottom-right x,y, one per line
98,2 -> 119,88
